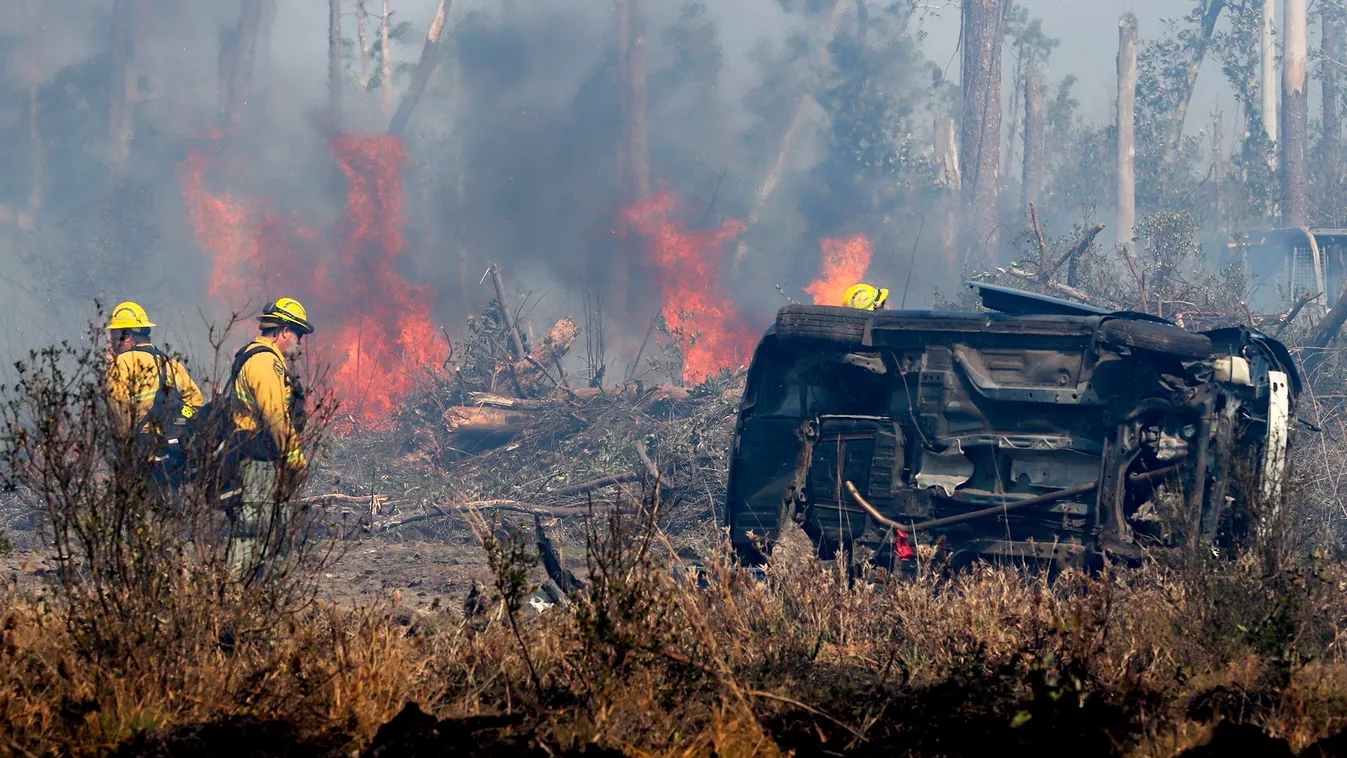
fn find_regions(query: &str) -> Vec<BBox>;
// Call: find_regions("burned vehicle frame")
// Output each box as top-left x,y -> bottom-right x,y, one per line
724,283 -> 1302,569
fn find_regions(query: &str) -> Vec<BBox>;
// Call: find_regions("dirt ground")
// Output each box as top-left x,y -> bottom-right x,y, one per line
0,505 -> 594,618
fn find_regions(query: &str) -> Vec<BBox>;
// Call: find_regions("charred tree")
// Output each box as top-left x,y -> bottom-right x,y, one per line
614,0 -> 651,202
1263,0 -> 1278,144
329,0 -> 343,125
1160,1 -> 1226,166
613,0 -> 652,318
1117,13 -> 1138,247
627,0 -> 651,201
1005,47 -> 1025,182
732,0 -> 849,268
959,0 -> 1014,266
1283,0 -> 1309,226
220,0 -> 264,128
935,116 -> 962,270
1322,4 -> 1343,200
388,0 -> 450,136
382,0 -> 393,119
1020,60 -> 1045,213
614,0 -> 633,318
108,0 -> 148,182
356,0 -> 373,93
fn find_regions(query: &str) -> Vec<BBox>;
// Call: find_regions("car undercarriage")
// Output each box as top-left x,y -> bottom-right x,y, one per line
725,283 -> 1302,569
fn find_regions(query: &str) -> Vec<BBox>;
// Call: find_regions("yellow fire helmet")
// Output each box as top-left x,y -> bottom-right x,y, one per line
259,297 -> 315,335
106,301 -> 156,330
844,284 -> 889,311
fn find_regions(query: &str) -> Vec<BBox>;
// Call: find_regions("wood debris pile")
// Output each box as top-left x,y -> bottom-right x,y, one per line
319,272 -> 747,538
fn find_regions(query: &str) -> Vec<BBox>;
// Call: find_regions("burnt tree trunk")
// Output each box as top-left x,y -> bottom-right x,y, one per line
959,0 -> 1013,267
356,0 -> 373,93
615,0 -> 651,201
1117,13 -> 1138,247
1020,58 -> 1044,213
732,0 -> 849,268
1323,4 -> 1343,205
1004,46 -> 1026,182
935,115 -> 962,271
451,60 -> 471,308
614,0 -> 632,320
627,0 -> 651,202
615,0 -> 631,206
1283,0 -> 1309,227
381,0 -> 393,119
108,0 -> 146,183
329,0 -> 343,124
1262,0 -> 1278,144
613,0 -> 652,319
388,0 -> 450,136
220,0 -> 264,129
1161,0 -> 1226,166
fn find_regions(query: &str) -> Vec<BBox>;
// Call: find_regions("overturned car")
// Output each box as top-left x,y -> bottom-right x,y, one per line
724,283 -> 1301,569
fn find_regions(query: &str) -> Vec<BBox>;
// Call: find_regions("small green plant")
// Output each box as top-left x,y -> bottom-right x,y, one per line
478,519 -> 543,692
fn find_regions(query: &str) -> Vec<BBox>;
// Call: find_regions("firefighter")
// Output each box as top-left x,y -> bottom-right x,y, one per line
105,301 -> 205,475
223,297 -> 312,572
844,283 -> 889,311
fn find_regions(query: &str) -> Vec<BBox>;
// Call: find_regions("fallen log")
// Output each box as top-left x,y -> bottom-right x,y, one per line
547,471 -> 641,498
568,387 -> 606,402
299,493 -> 381,507
507,317 -> 580,396
1270,291 -> 1318,337
447,384 -> 695,440
1003,266 -> 1103,306
467,392 -> 552,410
534,514 -> 583,593
444,405 -> 536,434
299,493 -> 402,517
378,498 -> 626,529
1305,279 -> 1347,375
641,385 -> 692,412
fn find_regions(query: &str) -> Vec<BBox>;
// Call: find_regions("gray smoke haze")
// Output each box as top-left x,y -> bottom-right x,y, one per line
0,0 -> 1286,381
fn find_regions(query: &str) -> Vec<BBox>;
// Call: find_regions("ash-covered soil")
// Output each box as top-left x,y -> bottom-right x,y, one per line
0,380 -> 737,614
0,521 -> 594,616
0,495 -> 656,620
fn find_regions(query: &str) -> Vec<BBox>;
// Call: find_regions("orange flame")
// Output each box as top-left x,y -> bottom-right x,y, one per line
622,191 -> 753,383
326,134 -> 443,423
177,147 -> 260,299
804,235 -> 874,306
178,132 -> 445,428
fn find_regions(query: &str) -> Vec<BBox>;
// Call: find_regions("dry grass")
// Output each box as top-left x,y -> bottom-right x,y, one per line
6,514 -> 1347,756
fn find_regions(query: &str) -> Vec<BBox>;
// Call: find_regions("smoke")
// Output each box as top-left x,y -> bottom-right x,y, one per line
1,1 -> 804,360
1,0 -> 1237,398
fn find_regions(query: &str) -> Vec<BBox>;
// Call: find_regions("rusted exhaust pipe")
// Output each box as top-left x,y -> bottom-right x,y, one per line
845,480 -> 1097,532
845,451 -> 1188,533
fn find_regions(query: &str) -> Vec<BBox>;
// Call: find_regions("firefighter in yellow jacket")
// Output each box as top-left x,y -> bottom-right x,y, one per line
225,297 -> 313,572
105,301 -> 205,467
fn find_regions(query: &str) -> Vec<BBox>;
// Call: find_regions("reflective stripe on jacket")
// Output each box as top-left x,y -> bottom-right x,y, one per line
230,336 -> 305,467
107,342 -> 205,431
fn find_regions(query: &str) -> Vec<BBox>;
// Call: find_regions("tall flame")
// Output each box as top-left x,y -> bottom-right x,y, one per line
326,134 -> 443,423
178,132 -> 444,428
804,234 -> 874,306
622,191 -> 753,383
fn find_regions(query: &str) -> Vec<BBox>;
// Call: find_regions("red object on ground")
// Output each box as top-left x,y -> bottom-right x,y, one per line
895,528 -> 916,562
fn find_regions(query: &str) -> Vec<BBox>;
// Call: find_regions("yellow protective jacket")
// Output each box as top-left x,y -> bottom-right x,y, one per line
230,336 -> 306,468
107,342 -> 205,432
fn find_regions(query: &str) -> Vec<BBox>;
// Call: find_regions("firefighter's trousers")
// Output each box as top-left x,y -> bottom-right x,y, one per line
229,460 -> 291,577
